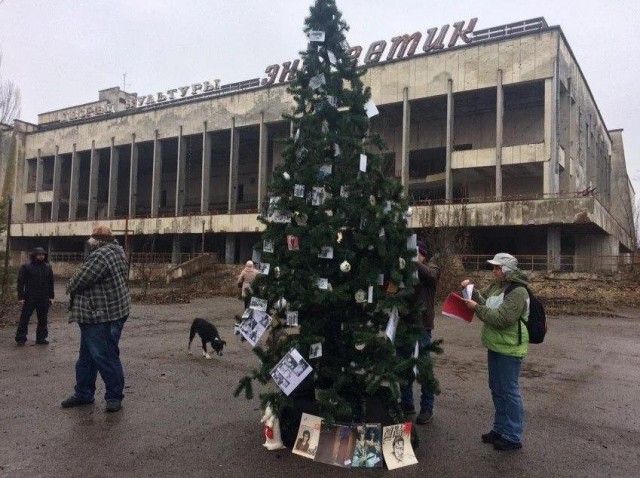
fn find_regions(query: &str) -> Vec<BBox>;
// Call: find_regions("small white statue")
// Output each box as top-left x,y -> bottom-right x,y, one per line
261,404 -> 285,450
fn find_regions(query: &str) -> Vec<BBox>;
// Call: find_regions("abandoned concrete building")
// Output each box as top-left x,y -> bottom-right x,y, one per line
0,17 -> 635,271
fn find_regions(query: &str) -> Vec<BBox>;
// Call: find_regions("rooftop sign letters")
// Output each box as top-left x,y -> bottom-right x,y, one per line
125,79 -> 222,109
261,18 -> 478,86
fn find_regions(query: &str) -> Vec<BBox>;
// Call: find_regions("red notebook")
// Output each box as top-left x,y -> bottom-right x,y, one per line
442,293 -> 474,322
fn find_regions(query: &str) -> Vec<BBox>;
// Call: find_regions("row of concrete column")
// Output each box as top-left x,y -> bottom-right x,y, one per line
398,65 -> 559,200
36,114 -> 271,222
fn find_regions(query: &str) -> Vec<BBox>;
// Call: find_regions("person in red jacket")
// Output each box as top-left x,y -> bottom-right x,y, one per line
15,247 -> 54,345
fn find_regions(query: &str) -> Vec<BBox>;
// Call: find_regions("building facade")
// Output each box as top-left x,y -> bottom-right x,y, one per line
0,18 -> 635,270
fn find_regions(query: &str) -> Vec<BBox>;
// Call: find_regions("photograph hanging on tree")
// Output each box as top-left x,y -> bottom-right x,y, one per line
270,348 -> 313,396
239,309 -> 272,347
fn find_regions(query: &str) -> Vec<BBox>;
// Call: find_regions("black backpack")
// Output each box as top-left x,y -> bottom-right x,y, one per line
505,284 -> 547,345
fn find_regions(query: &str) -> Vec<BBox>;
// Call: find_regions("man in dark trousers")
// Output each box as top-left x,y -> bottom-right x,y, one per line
400,241 -> 440,424
15,247 -> 54,345
61,225 -> 130,413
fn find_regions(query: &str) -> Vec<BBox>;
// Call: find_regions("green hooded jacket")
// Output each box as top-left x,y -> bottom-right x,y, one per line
472,269 -> 530,358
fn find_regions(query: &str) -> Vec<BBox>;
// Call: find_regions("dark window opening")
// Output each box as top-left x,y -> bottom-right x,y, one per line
409,148 -> 446,179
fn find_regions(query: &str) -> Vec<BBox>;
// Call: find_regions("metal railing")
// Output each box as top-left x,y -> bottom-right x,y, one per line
459,254 -> 631,273
409,189 -> 597,207
48,252 -> 202,265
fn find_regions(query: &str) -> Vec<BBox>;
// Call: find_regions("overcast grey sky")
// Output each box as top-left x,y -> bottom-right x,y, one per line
1,0 -> 638,188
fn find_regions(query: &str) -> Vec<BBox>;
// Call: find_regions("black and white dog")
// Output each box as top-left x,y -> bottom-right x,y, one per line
188,318 -> 226,359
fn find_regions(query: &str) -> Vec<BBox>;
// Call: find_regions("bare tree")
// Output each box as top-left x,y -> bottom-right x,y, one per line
0,52 -> 21,125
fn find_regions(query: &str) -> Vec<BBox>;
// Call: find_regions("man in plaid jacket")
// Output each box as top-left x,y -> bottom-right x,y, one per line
61,225 -> 130,413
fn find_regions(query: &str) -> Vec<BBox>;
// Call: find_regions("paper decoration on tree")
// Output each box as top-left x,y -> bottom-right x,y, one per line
252,248 -> 262,264
340,185 -> 350,198
259,263 -> 271,275
321,119 -> 329,134
367,286 -> 373,304
316,278 -> 329,290
294,129 -> 300,142
275,297 -> 288,310
399,257 -> 406,270
315,424 -> 358,468
263,239 -> 274,254
340,39 -> 350,51
267,197 -> 292,223
413,340 -> 419,377
442,293 -> 474,322
359,154 -> 368,172
271,348 -> 313,396
318,246 -> 334,259
352,424 -> 383,468
377,273 -> 384,286
309,73 -> 326,90
311,187 -> 326,206
249,297 -> 268,312
283,171 -> 291,181
327,50 -> 337,65
296,146 -> 308,162
385,307 -> 399,342
286,311 -> 299,327
309,342 -> 322,359
308,30 -> 326,42
287,235 -> 300,251
379,227 -> 386,238
326,95 -> 338,108
407,233 -> 418,261
294,211 -> 308,226
294,184 -> 306,198
382,423 -> 418,470
239,309 -> 272,347
364,99 -> 379,118
293,413 -> 322,459
318,164 -> 332,179
334,143 -> 341,157
384,201 -> 393,213
274,266 -> 281,278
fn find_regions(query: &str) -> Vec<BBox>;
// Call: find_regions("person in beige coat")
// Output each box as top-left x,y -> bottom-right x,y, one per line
237,261 -> 259,308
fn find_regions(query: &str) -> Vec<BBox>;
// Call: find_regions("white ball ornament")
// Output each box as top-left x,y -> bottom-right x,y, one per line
404,207 -> 413,217
282,171 -> 291,181
340,260 -> 351,273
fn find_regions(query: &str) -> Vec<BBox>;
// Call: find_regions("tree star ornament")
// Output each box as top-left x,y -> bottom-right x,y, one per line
340,260 -> 351,273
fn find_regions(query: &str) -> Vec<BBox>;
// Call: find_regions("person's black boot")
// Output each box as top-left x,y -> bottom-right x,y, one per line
481,430 -> 501,444
105,400 -> 122,413
493,437 -> 522,451
35,339 -> 49,345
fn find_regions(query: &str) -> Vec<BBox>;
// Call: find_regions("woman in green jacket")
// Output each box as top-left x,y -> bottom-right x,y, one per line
462,253 -> 529,451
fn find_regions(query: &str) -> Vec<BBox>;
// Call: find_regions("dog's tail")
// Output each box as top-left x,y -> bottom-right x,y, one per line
188,320 -> 198,351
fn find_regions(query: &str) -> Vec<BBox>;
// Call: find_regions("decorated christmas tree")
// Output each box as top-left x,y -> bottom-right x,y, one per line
236,0 -> 441,431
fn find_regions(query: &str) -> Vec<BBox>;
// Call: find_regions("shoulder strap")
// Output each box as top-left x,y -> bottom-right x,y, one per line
504,283 -> 528,345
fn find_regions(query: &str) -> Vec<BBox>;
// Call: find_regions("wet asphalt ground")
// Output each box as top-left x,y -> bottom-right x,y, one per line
1,297 -> 639,477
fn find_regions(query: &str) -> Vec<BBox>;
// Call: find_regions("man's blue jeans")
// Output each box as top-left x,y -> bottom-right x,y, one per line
74,318 -> 127,402
400,330 -> 435,413
488,349 -> 524,443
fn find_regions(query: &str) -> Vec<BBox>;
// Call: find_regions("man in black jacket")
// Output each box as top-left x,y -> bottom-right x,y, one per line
400,241 -> 440,424
15,247 -> 55,345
